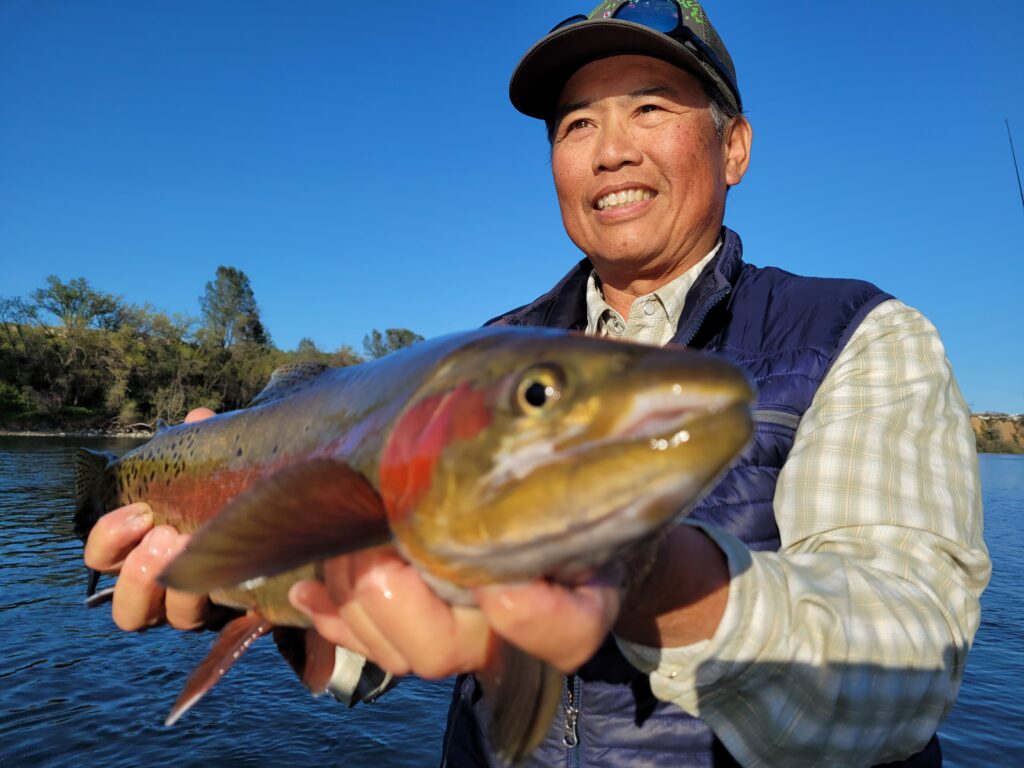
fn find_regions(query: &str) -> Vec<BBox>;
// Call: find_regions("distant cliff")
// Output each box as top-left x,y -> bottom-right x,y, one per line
971,413 -> 1024,454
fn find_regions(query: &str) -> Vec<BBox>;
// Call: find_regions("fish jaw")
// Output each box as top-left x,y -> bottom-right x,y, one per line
380,333 -> 754,588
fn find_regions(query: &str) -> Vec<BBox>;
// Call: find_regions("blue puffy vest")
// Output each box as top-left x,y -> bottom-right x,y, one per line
440,229 -> 942,767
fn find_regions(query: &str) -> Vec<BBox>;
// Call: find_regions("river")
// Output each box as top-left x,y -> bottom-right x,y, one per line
0,437 -> 1020,765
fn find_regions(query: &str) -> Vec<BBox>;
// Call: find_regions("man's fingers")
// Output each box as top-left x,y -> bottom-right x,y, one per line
290,580 -> 373,660
83,503 -> 154,573
475,580 -> 621,673
352,558 -> 490,678
110,525 -> 179,631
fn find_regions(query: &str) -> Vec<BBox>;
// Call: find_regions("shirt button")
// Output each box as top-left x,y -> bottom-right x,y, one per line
643,301 -> 656,316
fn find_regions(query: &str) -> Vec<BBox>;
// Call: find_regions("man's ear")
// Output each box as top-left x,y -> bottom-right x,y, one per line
723,116 -> 752,187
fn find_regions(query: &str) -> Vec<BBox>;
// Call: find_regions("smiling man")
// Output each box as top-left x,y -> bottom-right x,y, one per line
85,2 -> 989,766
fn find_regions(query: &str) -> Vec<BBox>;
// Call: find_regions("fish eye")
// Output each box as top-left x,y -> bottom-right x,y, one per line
514,365 -> 564,414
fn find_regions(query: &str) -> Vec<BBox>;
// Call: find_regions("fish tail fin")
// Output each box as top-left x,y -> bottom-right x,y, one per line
73,448 -> 118,598
477,641 -> 563,766
165,613 -> 273,727
72,448 -> 117,541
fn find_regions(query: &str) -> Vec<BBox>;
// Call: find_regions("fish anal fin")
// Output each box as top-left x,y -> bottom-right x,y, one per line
165,613 -> 272,726
477,640 -> 563,766
249,362 -> 330,407
160,458 -> 390,594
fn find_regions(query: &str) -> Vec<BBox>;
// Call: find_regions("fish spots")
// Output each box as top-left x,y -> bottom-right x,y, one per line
379,381 -> 492,523
236,448 -> 243,458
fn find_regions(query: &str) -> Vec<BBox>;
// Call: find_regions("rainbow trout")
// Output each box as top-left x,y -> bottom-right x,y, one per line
74,326 -> 753,763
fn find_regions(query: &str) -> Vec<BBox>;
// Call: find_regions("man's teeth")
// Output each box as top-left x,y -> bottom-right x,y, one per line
596,189 -> 652,210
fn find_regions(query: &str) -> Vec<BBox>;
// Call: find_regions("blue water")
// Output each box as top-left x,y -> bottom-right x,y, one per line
0,437 -> 1020,765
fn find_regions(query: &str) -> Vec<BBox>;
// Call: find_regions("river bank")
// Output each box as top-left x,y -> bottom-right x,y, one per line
971,413 -> 1024,455
6,413 -> 1023,454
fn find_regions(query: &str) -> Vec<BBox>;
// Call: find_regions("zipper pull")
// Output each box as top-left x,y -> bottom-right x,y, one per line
562,703 -> 579,748
562,674 -> 579,749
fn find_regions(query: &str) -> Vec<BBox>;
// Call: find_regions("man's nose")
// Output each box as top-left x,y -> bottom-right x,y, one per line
593,119 -> 641,173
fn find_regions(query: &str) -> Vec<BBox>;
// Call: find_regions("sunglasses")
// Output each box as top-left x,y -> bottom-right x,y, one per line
550,0 -> 738,108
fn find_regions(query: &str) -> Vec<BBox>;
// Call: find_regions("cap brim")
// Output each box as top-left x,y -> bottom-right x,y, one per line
510,20 -> 734,121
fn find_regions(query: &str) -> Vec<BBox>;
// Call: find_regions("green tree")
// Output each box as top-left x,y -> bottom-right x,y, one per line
27,276 -> 124,408
199,266 -> 270,349
362,328 -> 424,359
31,276 -> 122,332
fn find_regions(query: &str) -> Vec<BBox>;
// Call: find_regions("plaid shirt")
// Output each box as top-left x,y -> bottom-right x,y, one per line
592,259 -> 990,766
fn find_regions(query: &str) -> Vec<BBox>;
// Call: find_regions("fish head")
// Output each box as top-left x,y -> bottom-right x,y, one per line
378,328 -> 754,587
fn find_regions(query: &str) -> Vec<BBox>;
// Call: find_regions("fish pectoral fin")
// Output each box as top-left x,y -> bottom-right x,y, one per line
159,458 -> 391,594
477,641 -> 563,766
165,613 -> 273,726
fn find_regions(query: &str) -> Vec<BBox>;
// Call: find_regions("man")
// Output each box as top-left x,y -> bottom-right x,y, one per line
85,2 -> 989,765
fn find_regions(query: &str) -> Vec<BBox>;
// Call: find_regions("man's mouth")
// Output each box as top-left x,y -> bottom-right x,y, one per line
595,188 -> 653,210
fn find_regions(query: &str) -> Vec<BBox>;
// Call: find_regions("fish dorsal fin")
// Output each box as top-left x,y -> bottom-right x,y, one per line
153,418 -> 171,433
248,362 -> 330,407
477,642 -> 563,765
73,448 -> 117,541
160,458 -> 391,594
165,613 -> 273,726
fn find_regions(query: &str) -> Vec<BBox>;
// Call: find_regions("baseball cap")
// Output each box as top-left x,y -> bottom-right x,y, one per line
509,0 -> 741,121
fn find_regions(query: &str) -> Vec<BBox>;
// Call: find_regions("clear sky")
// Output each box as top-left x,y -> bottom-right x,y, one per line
1,1 -> 1022,412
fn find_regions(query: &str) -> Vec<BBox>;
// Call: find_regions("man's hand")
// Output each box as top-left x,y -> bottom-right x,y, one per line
289,548 -> 623,678
82,407 -> 218,631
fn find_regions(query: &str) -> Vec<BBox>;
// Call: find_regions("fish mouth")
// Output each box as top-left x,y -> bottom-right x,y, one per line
611,385 -> 746,445
429,399 -> 752,587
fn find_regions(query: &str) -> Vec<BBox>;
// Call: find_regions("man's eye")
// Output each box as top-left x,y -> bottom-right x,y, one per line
639,104 -> 661,114
567,118 -> 591,132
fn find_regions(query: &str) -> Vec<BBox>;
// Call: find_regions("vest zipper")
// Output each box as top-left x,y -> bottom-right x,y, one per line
562,674 -> 581,767
675,287 -> 730,347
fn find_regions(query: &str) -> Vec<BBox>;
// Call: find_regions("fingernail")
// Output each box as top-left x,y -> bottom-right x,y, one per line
288,582 -> 312,614
126,503 -> 153,531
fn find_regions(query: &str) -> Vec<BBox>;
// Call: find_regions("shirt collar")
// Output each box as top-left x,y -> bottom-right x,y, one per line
585,240 -> 723,340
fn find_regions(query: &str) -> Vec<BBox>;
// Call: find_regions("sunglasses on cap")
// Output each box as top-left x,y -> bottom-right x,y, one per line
551,0 -> 739,109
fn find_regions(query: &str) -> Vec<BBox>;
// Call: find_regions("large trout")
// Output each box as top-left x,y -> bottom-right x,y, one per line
74,326 -> 753,763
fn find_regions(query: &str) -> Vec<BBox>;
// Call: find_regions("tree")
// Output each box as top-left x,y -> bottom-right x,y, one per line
362,328 -> 424,359
199,266 -> 270,349
31,276 -> 122,332
26,277 -> 124,407
295,337 -> 319,358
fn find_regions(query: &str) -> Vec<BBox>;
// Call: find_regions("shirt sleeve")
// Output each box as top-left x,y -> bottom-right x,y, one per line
615,299 -> 991,766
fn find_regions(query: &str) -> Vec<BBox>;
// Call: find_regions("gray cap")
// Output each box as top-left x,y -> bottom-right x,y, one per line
509,1 -> 741,121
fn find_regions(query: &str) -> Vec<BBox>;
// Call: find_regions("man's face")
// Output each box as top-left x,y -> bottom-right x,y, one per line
550,55 -> 749,282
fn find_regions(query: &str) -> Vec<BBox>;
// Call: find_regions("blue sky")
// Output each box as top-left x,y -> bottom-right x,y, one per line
1,1 -> 1022,412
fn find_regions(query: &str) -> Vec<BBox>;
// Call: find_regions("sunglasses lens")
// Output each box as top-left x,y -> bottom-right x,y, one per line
550,14 -> 588,33
612,0 -> 679,34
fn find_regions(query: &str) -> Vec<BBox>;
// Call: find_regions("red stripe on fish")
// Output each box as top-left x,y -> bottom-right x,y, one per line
379,381 -> 492,522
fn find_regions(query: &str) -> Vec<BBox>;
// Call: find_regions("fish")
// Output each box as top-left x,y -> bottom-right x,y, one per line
73,325 -> 754,764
